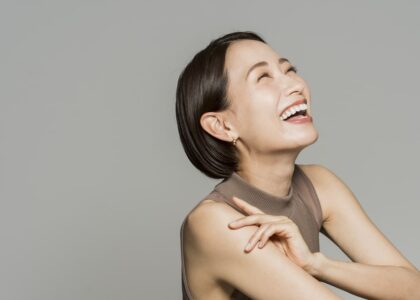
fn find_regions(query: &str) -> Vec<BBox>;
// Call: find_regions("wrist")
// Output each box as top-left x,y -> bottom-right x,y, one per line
304,252 -> 328,277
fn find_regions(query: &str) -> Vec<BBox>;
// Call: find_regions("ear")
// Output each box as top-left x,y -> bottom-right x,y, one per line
200,111 -> 237,143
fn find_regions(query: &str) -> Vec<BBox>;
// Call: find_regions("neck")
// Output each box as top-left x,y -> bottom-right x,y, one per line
236,151 -> 299,199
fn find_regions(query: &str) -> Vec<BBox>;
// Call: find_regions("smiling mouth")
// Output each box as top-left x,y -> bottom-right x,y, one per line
282,110 -> 308,121
279,103 -> 309,121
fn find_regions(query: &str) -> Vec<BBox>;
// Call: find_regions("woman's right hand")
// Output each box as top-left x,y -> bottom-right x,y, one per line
228,196 -> 317,272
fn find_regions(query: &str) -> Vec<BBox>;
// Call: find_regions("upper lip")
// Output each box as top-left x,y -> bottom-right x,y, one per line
279,98 -> 308,116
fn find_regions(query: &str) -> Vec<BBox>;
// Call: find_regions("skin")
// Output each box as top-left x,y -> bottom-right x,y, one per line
183,40 -> 419,300
228,196 -> 315,269
200,39 -> 318,199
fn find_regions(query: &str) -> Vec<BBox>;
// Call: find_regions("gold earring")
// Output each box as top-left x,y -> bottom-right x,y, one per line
232,137 -> 237,146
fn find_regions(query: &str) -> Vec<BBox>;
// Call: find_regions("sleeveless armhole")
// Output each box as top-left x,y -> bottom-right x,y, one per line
200,190 -> 246,214
295,165 -> 324,231
201,190 -> 227,203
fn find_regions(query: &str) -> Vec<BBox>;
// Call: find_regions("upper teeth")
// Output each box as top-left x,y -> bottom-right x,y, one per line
280,103 -> 308,121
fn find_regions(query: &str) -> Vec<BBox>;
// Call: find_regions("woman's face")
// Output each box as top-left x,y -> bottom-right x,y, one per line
222,39 -> 319,155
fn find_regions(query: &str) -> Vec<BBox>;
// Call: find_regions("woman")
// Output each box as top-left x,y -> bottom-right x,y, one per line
175,31 -> 419,300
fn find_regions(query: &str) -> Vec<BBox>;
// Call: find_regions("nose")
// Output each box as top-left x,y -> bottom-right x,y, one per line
279,73 -> 305,96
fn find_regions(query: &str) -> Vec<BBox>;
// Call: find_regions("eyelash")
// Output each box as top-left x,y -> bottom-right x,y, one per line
257,66 -> 298,81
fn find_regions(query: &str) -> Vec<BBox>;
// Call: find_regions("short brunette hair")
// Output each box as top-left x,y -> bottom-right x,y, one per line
175,31 -> 266,179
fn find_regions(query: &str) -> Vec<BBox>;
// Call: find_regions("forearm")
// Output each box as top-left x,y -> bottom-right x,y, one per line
307,252 -> 420,300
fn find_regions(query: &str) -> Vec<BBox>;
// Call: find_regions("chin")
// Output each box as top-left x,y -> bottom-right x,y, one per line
290,127 -> 319,150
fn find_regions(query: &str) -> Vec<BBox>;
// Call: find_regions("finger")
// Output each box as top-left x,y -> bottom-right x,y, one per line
244,223 -> 271,252
258,223 -> 288,248
232,196 -> 264,215
228,214 -> 266,228
229,213 -> 281,228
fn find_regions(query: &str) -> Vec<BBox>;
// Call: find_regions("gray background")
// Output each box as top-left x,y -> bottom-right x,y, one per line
0,1 -> 419,299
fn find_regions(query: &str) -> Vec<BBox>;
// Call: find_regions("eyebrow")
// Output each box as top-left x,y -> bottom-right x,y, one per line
245,57 -> 290,80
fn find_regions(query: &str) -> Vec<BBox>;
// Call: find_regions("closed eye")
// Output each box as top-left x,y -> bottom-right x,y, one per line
257,66 -> 298,82
257,72 -> 270,81
287,65 -> 298,73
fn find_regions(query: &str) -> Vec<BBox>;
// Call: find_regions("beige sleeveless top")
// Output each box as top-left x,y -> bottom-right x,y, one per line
180,164 -> 324,299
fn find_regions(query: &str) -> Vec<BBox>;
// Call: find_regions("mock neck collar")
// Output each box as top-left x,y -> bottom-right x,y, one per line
214,164 -> 298,212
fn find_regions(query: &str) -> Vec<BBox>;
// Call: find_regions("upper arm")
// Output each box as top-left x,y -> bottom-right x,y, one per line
302,164 -> 418,272
188,201 -> 341,300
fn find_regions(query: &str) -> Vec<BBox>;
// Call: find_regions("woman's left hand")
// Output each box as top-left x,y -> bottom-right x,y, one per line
228,195 -> 317,272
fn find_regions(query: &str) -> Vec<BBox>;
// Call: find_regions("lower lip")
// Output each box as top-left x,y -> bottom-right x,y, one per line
284,115 -> 313,124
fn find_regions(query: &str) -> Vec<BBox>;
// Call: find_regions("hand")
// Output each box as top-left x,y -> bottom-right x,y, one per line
228,195 -> 317,271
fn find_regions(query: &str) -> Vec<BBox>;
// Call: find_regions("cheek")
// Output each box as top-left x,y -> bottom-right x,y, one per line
232,87 -> 279,129
241,107 -> 279,141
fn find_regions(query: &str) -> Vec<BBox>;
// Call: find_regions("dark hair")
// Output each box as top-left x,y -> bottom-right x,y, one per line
175,31 -> 267,179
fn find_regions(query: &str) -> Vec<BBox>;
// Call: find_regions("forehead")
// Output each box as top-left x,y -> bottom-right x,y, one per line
224,39 -> 282,78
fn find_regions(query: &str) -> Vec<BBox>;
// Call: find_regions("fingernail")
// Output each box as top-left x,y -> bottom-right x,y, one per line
245,242 -> 251,251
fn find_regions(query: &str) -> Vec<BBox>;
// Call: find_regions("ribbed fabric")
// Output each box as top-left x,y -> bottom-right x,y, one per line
180,164 -> 323,300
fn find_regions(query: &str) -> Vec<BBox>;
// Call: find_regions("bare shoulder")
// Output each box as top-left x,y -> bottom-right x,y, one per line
185,199 -> 244,257
182,200 -> 237,299
297,164 -> 419,271
185,196 -> 341,299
